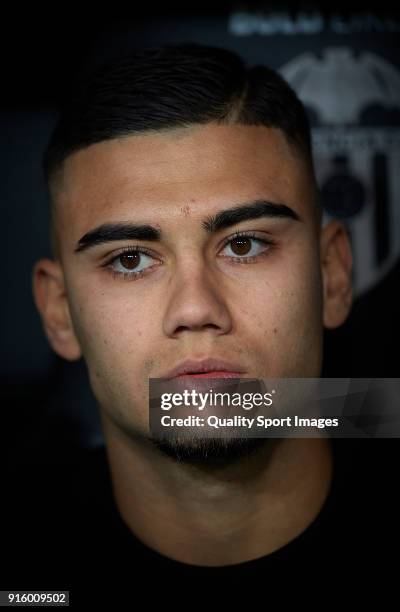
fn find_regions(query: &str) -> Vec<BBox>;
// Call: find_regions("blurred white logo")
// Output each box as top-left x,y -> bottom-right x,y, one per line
280,48 -> 400,296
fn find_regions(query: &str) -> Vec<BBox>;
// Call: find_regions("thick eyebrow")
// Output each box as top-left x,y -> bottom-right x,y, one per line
202,199 -> 301,233
74,199 -> 301,253
74,224 -> 160,253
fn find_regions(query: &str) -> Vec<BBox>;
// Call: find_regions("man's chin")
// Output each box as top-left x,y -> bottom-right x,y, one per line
151,436 -> 269,467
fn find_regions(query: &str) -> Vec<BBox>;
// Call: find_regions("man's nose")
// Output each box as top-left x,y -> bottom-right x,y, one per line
162,260 -> 233,338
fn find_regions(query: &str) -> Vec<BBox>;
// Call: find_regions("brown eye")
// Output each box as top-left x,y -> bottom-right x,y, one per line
107,249 -> 157,278
230,237 -> 252,256
221,235 -> 272,259
119,253 -> 141,270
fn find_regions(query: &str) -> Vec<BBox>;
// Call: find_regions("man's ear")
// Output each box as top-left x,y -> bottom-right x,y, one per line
320,220 -> 353,329
32,258 -> 82,361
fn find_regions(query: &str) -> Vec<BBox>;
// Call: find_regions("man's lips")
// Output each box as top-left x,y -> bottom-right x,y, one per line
174,371 -> 243,379
164,358 -> 246,379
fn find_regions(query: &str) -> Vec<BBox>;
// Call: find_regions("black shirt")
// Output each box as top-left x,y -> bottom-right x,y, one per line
2,438 -> 398,606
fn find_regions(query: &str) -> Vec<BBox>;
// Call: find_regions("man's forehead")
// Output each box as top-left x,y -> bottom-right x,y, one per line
55,123 -> 312,233
59,123 -> 301,190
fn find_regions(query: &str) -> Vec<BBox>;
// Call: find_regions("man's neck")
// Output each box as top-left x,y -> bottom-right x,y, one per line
101,422 -> 333,566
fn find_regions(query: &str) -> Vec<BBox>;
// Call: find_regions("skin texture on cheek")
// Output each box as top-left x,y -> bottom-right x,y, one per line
65,288 -> 153,436
248,263 -> 323,377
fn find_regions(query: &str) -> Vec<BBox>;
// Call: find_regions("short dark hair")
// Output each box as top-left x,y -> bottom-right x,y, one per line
43,42 -> 317,255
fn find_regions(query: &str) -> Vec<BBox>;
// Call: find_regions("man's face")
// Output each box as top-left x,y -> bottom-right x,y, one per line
35,123 -> 347,439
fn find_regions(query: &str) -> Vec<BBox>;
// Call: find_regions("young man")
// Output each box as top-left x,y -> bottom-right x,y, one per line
32,43 -> 353,569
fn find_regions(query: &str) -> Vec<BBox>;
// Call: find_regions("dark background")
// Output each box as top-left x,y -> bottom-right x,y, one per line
1,2 -> 399,461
